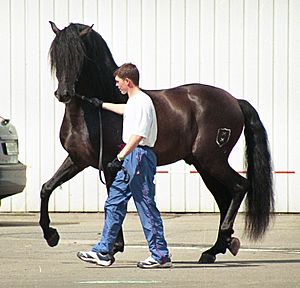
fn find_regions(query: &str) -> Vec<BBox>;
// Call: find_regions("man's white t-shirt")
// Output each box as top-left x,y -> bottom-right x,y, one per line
122,90 -> 157,147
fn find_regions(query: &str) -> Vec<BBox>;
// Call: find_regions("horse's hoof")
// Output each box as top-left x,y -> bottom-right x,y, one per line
198,253 -> 216,264
45,227 -> 60,247
228,237 -> 240,256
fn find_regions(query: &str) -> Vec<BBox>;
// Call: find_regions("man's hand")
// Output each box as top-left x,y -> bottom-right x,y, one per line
89,98 -> 103,108
107,157 -> 123,174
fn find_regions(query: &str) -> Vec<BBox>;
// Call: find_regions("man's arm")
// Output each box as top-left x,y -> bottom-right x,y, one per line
117,135 -> 144,160
102,103 -> 126,115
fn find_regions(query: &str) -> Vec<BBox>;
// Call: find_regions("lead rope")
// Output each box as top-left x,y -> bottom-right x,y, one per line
97,108 -> 106,185
75,93 -> 106,185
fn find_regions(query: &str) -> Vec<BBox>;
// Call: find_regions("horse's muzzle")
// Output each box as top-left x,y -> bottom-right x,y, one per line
54,90 -> 72,103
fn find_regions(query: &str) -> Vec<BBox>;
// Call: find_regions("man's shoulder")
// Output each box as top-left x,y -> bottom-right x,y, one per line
136,90 -> 149,98
138,90 -> 154,103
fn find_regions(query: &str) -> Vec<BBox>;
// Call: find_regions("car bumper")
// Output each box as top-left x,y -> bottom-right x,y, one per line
0,162 -> 26,200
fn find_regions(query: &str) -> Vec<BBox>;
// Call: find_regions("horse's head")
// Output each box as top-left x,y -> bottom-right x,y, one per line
49,21 -> 93,103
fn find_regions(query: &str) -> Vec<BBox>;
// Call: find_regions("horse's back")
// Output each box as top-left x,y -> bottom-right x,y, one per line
145,84 -> 244,165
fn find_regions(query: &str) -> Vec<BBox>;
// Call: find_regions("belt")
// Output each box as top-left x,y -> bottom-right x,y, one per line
137,145 -> 151,149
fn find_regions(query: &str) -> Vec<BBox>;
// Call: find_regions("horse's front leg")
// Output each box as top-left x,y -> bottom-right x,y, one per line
39,156 -> 86,247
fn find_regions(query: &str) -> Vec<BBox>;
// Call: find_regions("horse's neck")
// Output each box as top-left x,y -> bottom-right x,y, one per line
61,101 -> 100,146
98,81 -> 126,104
63,102 -> 85,127
81,65 -> 124,104
91,56 -> 125,103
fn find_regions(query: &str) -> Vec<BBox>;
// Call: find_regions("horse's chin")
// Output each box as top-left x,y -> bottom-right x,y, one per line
57,97 -> 72,104
55,94 -> 72,104
63,98 -> 72,104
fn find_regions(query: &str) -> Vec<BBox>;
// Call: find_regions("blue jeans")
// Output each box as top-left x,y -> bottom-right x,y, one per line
92,146 -> 169,263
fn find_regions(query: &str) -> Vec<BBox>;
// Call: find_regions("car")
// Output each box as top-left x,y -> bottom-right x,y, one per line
0,116 -> 26,200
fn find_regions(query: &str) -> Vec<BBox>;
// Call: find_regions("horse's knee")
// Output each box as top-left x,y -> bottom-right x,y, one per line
40,183 -> 51,199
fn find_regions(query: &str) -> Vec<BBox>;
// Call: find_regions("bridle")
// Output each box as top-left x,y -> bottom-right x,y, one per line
75,93 -> 106,185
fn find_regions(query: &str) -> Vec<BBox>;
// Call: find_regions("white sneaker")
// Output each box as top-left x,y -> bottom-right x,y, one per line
77,251 -> 114,267
137,255 -> 172,269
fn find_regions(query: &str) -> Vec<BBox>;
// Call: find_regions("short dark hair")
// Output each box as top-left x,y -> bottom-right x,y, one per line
113,63 -> 140,86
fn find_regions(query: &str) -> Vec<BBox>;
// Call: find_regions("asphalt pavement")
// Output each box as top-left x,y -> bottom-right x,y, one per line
0,212 -> 299,288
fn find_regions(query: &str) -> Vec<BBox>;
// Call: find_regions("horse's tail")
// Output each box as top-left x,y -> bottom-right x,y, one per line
238,99 -> 274,240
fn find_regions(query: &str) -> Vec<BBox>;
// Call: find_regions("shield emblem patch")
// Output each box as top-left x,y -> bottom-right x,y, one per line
216,128 -> 231,148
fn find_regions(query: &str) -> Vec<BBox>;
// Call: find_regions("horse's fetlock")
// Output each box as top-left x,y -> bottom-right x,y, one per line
39,218 -> 50,229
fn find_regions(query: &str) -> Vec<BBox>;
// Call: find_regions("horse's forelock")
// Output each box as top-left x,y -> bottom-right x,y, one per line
49,24 -> 86,77
49,23 -> 123,103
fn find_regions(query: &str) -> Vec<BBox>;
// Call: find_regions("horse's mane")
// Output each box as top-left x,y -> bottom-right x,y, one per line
49,23 -> 86,76
49,23 -> 124,103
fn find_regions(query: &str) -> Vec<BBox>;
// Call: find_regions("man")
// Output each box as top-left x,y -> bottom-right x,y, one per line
77,63 -> 172,269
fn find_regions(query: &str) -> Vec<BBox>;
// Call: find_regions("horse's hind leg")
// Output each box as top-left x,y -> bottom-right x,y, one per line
195,161 -> 248,263
193,168 -> 231,263
216,165 -> 249,239
39,156 -> 86,247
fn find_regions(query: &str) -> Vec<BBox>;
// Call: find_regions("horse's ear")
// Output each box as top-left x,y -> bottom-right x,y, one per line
79,24 -> 94,38
49,21 -> 60,35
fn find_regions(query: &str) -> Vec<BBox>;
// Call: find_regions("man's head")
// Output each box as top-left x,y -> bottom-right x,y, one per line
114,63 -> 140,94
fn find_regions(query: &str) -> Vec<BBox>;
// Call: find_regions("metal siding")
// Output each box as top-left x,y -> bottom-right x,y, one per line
156,0 -> 171,88
273,0 -> 289,212
215,0 -> 230,90
185,0 -> 200,83
288,0 -> 300,212
0,0 -> 298,213
200,0 -> 215,86
156,170 -> 171,212
25,0 -> 41,211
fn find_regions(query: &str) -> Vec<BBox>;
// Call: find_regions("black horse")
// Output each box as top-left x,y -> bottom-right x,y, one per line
39,22 -> 274,264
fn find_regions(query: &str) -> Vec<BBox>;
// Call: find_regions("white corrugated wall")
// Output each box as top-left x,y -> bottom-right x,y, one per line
0,0 -> 299,213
